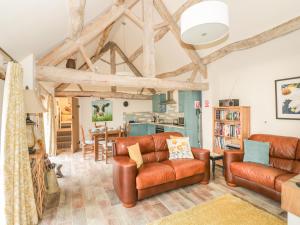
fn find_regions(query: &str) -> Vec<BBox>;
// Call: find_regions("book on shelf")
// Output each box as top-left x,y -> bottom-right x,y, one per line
214,123 -> 241,138
214,137 -> 241,150
215,110 -> 240,121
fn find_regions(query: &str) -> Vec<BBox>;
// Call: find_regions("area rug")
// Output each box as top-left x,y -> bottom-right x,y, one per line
149,194 -> 286,225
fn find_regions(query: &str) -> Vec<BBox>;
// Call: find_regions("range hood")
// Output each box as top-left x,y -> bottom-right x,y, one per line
162,91 -> 176,105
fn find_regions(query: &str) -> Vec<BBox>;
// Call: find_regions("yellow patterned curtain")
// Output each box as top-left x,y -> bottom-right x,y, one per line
0,62 -> 38,225
43,94 -> 57,156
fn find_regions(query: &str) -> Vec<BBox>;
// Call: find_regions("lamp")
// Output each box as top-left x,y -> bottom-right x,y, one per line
180,0 -> 229,45
24,87 -> 46,153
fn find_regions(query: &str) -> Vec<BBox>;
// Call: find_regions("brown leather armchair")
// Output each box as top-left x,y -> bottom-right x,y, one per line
224,134 -> 300,201
113,132 -> 210,207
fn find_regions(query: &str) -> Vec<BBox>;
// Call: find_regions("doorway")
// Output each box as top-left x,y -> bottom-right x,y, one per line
55,97 -> 79,154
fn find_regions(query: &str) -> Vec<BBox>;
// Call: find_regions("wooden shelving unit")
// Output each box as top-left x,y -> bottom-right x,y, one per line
212,106 -> 250,156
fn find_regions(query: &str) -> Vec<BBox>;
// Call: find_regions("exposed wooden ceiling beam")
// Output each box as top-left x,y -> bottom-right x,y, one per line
55,91 -> 152,100
77,84 -> 84,91
60,41 -> 156,94
203,16 -> 300,64
55,58 -> 77,91
143,0 -> 155,77
114,0 -> 125,6
124,9 -> 144,29
188,68 -> 198,82
68,0 -> 86,40
154,0 -> 207,79
156,63 -> 197,79
38,0 -> 139,66
78,44 -> 96,71
129,0 -> 201,63
108,42 -> 156,94
37,66 -> 209,91
0,66 -> 5,80
94,23 -> 114,57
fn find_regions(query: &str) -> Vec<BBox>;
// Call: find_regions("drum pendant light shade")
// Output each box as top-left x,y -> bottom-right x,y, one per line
180,1 -> 229,45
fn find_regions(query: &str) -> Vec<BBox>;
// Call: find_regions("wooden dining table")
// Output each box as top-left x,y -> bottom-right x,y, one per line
90,128 -> 125,161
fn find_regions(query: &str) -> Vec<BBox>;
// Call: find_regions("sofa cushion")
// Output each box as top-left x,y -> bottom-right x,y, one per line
128,143 -> 143,169
152,132 -> 183,162
231,162 -> 287,189
243,139 -> 270,165
275,173 -> 297,192
167,137 -> 194,160
162,159 -> 204,180
136,162 -> 175,189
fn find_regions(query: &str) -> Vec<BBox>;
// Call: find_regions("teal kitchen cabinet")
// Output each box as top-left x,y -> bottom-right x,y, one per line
180,91 -> 202,148
164,126 -> 186,136
129,123 -> 156,136
129,124 -> 148,136
147,124 -> 156,135
152,94 -> 166,113
178,91 -> 185,113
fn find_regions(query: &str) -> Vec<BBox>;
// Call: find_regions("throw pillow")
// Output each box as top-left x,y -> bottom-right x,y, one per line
167,137 -> 194,160
170,135 -> 184,139
243,139 -> 270,166
128,143 -> 143,169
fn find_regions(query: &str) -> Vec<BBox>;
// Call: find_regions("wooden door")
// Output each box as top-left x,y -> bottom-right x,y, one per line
71,97 -> 80,153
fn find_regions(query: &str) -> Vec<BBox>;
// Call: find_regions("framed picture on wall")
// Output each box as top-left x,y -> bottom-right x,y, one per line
92,100 -> 113,122
275,76 -> 300,120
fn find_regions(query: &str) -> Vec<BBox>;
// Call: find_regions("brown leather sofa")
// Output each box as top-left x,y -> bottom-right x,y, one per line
113,132 -> 210,207
224,134 -> 300,201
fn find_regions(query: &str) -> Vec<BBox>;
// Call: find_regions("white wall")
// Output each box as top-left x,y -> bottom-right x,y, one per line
0,80 -> 4,137
79,97 -> 152,140
202,30 -> 300,150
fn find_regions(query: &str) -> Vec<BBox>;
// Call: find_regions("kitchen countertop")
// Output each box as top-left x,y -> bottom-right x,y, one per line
130,122 -> 185,129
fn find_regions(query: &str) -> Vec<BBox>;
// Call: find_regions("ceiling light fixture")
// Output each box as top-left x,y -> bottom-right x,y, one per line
180,0 -> 229,45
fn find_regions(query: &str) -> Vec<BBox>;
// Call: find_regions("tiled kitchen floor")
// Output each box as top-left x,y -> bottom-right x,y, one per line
40,152 -> 286,225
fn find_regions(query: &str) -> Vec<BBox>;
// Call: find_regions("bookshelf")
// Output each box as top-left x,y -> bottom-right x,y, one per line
213,106 -> 250,155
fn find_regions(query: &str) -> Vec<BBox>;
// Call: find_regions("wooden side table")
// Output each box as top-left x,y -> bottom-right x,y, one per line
281,174 -> 300,225
30,150 -> 46,219
210,152 -> 224,179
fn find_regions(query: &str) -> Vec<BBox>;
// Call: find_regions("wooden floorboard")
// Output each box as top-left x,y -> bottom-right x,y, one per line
40,152 -> 287,225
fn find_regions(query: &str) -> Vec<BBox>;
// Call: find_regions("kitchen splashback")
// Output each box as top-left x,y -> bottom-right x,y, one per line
123,109 -> 184,123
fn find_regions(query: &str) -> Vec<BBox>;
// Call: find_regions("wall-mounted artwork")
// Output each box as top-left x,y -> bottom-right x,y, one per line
275,76 -> 300,120
92,100 -> 113,122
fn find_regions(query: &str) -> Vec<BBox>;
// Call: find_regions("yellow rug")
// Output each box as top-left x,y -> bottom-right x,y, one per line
149,194 -> 286,225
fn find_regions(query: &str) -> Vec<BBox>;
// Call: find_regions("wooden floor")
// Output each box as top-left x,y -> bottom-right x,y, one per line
40,152 -> 286,225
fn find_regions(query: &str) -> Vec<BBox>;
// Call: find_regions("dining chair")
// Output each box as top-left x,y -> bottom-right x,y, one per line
101,126 -> 122,164
123,123 -> 131,137
81,126 -> 94,159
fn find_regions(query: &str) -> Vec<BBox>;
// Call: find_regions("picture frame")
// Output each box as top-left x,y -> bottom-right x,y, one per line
275,76 -> 300,120
92,100 -> 113,122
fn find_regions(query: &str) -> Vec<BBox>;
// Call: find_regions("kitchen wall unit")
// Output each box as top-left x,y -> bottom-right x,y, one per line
152,94 -> 166,113
179,91 -> 202,148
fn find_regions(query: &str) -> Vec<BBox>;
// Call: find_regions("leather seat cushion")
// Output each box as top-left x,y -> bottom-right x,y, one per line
275,173 -> 297,192
231,162 -> 287,189
136,162 -> 175,189
162,159 -> 205,180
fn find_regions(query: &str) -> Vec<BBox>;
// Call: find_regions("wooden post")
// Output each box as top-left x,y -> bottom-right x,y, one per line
129,0 -> 201,63
143,0 -> 155,77
68,0 -> 86,40
110,46 -> 117,92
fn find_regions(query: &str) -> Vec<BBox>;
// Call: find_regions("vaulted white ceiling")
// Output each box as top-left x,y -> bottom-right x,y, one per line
1,0 -> 300,88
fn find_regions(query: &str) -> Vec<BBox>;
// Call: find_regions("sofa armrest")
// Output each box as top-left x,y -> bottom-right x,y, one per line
224,150 -> 244,185
113,156 -> 138,207
191,148 -> 210,184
